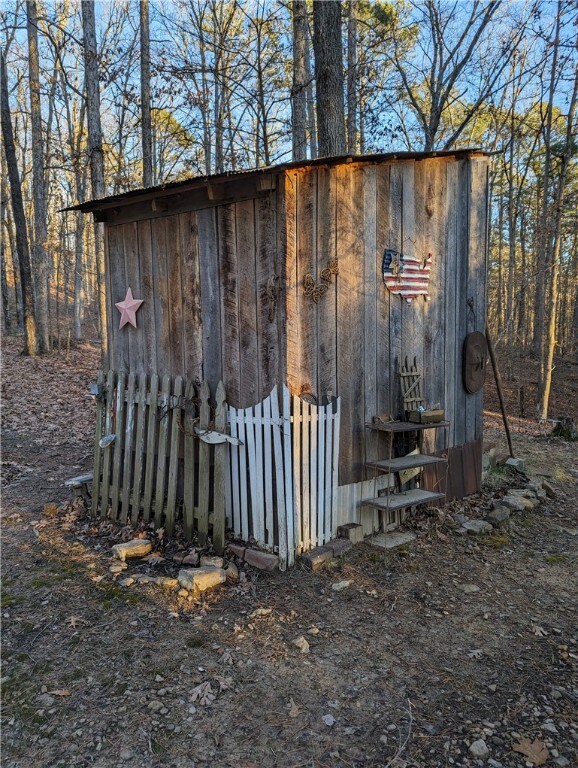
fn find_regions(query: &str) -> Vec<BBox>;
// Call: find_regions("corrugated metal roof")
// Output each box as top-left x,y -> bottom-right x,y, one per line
65,148 -> 488,213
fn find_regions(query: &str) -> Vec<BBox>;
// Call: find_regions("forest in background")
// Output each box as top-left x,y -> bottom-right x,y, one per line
1,0 -> 577,420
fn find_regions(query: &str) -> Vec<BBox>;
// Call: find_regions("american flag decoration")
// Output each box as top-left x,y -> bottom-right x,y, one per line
382,249 -> 432,303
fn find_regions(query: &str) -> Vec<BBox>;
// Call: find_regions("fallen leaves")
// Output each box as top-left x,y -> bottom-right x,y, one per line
48,689 -> 71,697
288,698 -> 300,718
512,738 -> 549,765
531,624 -> 548,637
66,615 -> 88,629
190,681 -> 215,706
467,649 -> 483,659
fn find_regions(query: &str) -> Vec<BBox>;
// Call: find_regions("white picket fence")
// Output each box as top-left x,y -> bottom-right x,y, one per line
227,386 -> 341,569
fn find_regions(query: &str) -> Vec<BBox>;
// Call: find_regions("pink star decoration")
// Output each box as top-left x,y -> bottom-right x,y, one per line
115,287 -> 143,329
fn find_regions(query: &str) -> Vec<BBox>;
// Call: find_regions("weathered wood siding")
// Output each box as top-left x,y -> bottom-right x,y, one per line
105,191 -> 281,407
283,156 -> 489,485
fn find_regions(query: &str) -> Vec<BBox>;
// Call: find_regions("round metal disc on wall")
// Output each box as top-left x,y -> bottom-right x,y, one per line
463,332 -> 488,394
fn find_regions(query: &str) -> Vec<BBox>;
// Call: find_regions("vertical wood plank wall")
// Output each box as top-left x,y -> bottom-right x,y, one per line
106,191 -> 281,408
104,155 -> 489,489
283,157 -> 489,485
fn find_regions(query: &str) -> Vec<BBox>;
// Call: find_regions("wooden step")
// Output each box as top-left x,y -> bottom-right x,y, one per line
366,455 -> 446,474
362,488 -> 445,512
366,420 -> 449,433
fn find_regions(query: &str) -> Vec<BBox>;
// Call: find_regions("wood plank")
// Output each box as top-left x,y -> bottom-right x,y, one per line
123,221 -> 145,373
103,230 -> 113,371
236,198 -> 259,406
229,408 -> 241,536
253,399 -> 265,544
154,374 -> 171,527
316,165 -> 338,396
445,161 -> 459,448
323,401 -> 333,545
91,370 -> 105,517
197,381 -> 211,546
309,401 -> 318,547
292,394 -> 302,553
136,218 -> 157,374
110,371 -> 126,519
142,373 -> 159,521
245,402 -> 259,542
271,386 -> 288,570
400,161 -> 423,397
454,160 -> 469,446
263,393 -> 274,548
467,158 -> 489,443
363,165 -> 378,470
120,371 -> 136,523
282,385 -> 294,565
255,192 -> 279,398
182,380 -> 196,541
336,164 -> 365,484
130,372 -> 147,525
107,226 -> 129,372
151,218 -> 171,375
296,169 -> 317,398
237,411 -> 248,540
388,165 -> 403,420
198,207 -> 221,390
301,399 -> 310,551
276,177 -> 288,391
165,215 -> 184,375
375,163 -> 391,462
363,488 -> 445,511
180,210 -> 203,382
212,381 -> 227,554
218,204 -> 241,405
165,375 -> 183,536
317,405 -> 325,546
366,454 -> 447,472
331,398 -> 341,538
284,173 -> 300,394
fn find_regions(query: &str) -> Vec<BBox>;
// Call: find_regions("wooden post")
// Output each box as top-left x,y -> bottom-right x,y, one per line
486,327 -> 514,458
212,381 -> 227,554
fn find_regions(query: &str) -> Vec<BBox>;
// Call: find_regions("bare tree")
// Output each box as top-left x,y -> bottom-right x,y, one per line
1,48 -> 39,355
312,0 -> 346,157
26,0 -> 50,351
346,0 -> 358,153
140,0 -> 153,186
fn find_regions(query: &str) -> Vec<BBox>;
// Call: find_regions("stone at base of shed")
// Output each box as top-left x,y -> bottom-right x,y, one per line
301,538 -> 354,570
337,523 -> 364,545
225,543 -> 279,572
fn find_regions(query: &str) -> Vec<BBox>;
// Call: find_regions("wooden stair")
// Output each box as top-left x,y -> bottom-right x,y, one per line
363,488 -> 446,512
365,455 -> 446,473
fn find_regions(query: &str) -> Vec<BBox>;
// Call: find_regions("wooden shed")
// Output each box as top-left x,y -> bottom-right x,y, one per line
74,150 -> 490,562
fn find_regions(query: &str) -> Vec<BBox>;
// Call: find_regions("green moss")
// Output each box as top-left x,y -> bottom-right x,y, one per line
480,532 -> 511,549
0,591 -> 20,608
544,554 -> 568,564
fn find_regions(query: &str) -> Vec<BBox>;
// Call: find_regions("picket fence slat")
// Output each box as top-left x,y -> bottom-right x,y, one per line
229,410 -> 241,536
197,381 -> 211,546
111,371 -> 125,517
165,375 -> 183,536
282,386 -> 295,566
270,386 -> 287,570
121,372 -> 136,524
142,373 -> 158,521
91,370 -> 105,517
131,373 -> 147,525
183,380 -> 196,540
263,395 -> 274,547
213,381 -> 227,554
154,375 -> 171,528
324,404 -> 333,546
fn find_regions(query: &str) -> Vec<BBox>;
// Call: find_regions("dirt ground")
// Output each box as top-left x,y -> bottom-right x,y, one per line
1,338 -> 577,768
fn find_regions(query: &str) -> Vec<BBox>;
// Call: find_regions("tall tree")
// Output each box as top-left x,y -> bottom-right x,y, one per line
346,0 -> 358,153
312,0 -> 346,157
81,0 -> 108,363
1,49 -> 40,356
26,0 -> 50,351
140,0 -> 153,186
291,0 -> 308,160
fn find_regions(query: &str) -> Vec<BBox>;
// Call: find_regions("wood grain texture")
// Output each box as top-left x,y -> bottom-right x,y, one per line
454,160 -> 469,446
154,374 -> 171,527
296,168 -> 317,399
236,198 -> 259,406
130,372 -> 147,524
142,373 -> 158,521
218,204 -> 241,405
284,172 -> 300,395
165,215 -> 184,374
91,370 -> 105,517
444,161 -> 459,448
212,381 -> 227,553
375,163 -> 391,458
151,218 -> 171,375
363,164 -> 378,469
120,371 -> 136,523
165,375 -> 183,535
255,192 -> 279,398
316,165 -> 337,397
198,207 -> 221,390
123,222 -> 144,373
388,164 -> 403,420
180,210 -> 203,382
107,225 -> 128,372
136,219 -> 157,374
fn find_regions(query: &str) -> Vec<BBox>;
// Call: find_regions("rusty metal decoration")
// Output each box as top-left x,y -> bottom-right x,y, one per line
463,331 -> 487,394
303,258 -> 338,303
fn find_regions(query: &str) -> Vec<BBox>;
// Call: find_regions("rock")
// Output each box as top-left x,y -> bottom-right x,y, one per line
501,495 -> 527,512
177,567 -> 226,593
152,577 -> 179,589
182,553 -> 199,567
322,713 -> 335,726
542,479 -> 556,498
488,684 -> 497,692
225,562 -> 239,583
554,758 -> 570,767
118,577 -> 135,587
337,523 -> 364,544
36,694 -> 55,707
172,554 -> 184,564
463,520 -> 493,535
301,546 -> 333,570
485,507 -> 510,528
469,738 -> 490,759
148,700 -> 164,712
226,543 -> 247,560
459,584 -> 481,594
505,457 -> 525,472
244,549 -> 279,571
542,722 -> 559,734
133,574 -> 153,584
509,488 -> 538,500
453,513 -> 468,525
109,562 -> 127,574
200,555 -> 224,568
177,589 -> 189,598
292,636 -> 310,654
326,539 -> 353,557
331,580 -> 351,591
112,539 -> 152,561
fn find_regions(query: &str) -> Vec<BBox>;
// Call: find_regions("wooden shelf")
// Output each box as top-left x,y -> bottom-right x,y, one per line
365,420 -> 450,433
366,454 -> 447,474
363,488 -> 445,512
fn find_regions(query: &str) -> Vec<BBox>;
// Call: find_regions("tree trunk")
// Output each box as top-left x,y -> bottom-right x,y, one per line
346,1 -> 358,154
1,50 -> 40,355
312,0 -> 346,157
81,0 -> 108,364
291,0 -> 308,161
140,0 -> 153,187
26,0 -> 50,352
